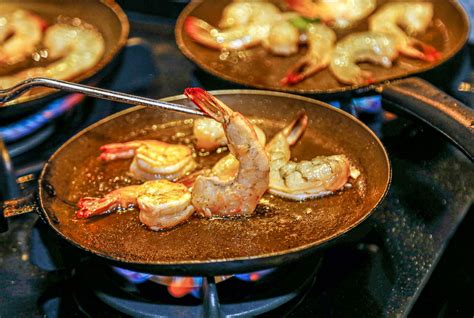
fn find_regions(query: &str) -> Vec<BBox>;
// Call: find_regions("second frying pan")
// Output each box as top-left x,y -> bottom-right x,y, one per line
0,0 -> 129,119
176,0 -> 474,160
3,90 -> 390,276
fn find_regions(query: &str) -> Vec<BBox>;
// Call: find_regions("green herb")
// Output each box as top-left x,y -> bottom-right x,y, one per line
289,17 -> 321,31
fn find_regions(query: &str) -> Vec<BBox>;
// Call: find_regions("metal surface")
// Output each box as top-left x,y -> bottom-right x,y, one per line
0,0 -> 129,115
35,90 -> 391,276
0,78 -> 206,117
175,0 -> 470,96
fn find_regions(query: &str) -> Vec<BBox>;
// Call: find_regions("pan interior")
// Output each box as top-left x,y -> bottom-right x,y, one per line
40,92 -> 390,265
175,0 -> 469,94
0,0 -> 128,105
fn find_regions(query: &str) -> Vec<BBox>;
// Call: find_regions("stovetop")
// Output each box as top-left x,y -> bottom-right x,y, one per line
1,11 -> 473,317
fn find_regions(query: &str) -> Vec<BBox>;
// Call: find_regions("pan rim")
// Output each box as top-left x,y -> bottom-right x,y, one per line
39,89 -> 392,268
0,0 -> 130,107
174,0 -> 470,95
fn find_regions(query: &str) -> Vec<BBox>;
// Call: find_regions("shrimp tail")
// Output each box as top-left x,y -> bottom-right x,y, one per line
76,196 -> 117,218
285,0 -> 316,19
282,110 -> 308,145
184,88 -> 232,123
417,40 -> 441,62
184,17 -> 222,50
98,143 -> 137,161
280,58 -> 327,86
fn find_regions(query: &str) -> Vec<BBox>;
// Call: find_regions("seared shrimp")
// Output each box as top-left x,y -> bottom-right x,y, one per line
281,23 -> 336,85
369,2 -> 440,62
185,88 -> 270,217
286,0 -> 376,29
185,2 -> 300,56
194,117 -> 266,151
329,32 -> 399,85
266,111 -> 358,200
76,180 -> 195,230
99,140 -> 197,181
0,22 -> 105,89
0,10 -> 45,65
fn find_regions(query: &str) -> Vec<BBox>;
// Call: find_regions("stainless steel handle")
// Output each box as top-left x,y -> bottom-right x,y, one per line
0,77 -> 207,117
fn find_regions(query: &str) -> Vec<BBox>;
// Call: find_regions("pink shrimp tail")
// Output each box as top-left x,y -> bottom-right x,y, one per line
76,196 -> 116,219
184,88 -> 231,122
280,71 -> 304,86
421,44 -> 441,62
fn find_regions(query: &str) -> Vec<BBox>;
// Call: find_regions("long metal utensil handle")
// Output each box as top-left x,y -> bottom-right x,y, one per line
0,77 -> 206,117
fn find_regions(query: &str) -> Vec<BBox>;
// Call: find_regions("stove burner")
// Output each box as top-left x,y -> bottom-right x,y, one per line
69,257 -> 321,317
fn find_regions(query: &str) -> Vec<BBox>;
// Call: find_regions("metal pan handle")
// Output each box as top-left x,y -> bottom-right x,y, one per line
381,77 -> 474,161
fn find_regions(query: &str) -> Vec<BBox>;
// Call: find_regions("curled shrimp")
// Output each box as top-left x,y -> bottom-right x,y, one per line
0,22 -> 105,89
76,180 -> 195,230
369,2 -> 440,62
286,0 -> 376,29
185,88 -> 270,217
281,23 -> 336,85
0,10 -> 46,66
266,111 -> 359,200
329,32 -> 399,85
194,117 -> 266,151
99,140 -> 197,181
184,2 -> 300,56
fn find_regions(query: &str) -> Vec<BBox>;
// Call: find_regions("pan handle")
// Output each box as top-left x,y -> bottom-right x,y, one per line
380,77 -> 474,161
2,193 -> 39,218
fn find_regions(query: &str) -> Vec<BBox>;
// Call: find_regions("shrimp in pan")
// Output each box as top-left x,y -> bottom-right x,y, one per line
266,111 -> 359,200
285,0 -> 376,29
194,117 -> 266,151
185,88 -> 270,217
0,23 -> 105,89
99,140 -> 197,181
369,2 -> 440,62
281,23 -> 336,85
0,10 -> 46,66
329,32 -> 399,85
76,180 -> 195,231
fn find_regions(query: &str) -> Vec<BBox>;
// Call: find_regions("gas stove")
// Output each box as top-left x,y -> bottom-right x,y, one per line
0,11 -> 473,318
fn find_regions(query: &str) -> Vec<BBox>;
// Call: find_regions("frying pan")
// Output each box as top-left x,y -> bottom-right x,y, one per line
175,0 -> 474,159
2,89 -> 391,276
0,0 -> 129,119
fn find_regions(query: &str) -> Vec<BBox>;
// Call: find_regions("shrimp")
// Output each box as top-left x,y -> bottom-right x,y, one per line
194,117 -> 266,151
0,10 -> 46,65
266,111 -> 358,200
99,140 -> 197,181
281,23 -> 336,85
184,2 -> 300,55
0,22 -> 105,89
184,88 -> 270,217
329,32 -> 399,85
369,2 -> 440,62
76,180 -> 195,230
286,0 -> 376,29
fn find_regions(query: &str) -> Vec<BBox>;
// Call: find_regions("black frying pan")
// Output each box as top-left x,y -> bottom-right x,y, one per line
0,0 -> 129,119
3,90 -> 391,276
176,0 -> 474,160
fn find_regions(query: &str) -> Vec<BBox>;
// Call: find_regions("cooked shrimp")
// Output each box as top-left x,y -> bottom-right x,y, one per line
281,23 -> 336,85
185,2 -> 300,55
286,0 -> 376,29
194,117 -> 266,151
185,88 -> 270,217
0,10 -> 46,65
369,2 -> 440,62
329,32 -> 399,85
262,19 -> 300,56
99,140 -> 197,181
0,22 -> 105,89
218,1 -> 282,29
266,111 -> 358,200
76,180 -> 195,230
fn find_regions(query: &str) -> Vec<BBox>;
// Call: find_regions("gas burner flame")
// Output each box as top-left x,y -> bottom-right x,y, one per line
112,267 -> 274,298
